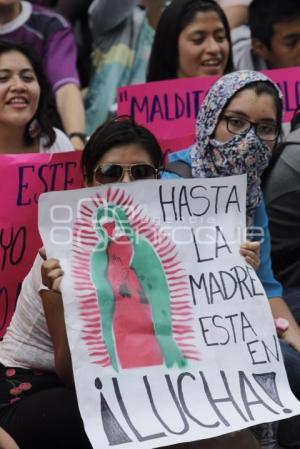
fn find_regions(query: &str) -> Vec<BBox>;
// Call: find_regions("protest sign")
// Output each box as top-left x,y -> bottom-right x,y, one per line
39,175 -> 300,449
0,151 -> 83,337
118,66 -> 300,152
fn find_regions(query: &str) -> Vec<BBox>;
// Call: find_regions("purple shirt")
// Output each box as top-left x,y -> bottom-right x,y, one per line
0,1 -> 80,91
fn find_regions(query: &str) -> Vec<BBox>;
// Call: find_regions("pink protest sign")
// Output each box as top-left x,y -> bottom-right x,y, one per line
0,151 -> 83,337
118,66 -> 300,151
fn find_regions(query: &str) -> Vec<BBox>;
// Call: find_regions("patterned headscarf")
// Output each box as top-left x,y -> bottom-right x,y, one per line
191,70 -> 283,225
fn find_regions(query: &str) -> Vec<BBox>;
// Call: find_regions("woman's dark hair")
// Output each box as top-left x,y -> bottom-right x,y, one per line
291,106 -> 300,132
0,39 -> 55,147
82,116 -> 163,184
236,81 -> 283,131
147,0 -> 233,82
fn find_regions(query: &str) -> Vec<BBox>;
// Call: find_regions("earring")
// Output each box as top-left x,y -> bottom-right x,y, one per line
28,119 -> 41,139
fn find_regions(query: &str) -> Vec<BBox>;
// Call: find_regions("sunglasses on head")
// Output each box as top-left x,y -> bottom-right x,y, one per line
93,163 -> 158,184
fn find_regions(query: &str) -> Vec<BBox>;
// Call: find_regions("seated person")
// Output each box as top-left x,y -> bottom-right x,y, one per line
28,0 -> 93,88
0,0 -> 85,149
164,70 -> 300,402
263,112 -> 300,323
85,0 -> 165,134
147,0 -> 234,82
0,116 -> 260,449
231,0 -> 300,70
0,40 -> 72,154
263,111 -> 300,448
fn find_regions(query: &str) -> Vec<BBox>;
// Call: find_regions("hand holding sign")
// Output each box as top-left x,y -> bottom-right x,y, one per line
38,177 -> 300,449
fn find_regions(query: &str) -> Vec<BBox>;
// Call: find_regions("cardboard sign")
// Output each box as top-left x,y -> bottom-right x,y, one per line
0,152 -> 83,337
39,175 -> 300,448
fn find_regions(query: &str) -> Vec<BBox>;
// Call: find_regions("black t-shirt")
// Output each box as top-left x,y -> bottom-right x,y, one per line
263,129 -> 300,288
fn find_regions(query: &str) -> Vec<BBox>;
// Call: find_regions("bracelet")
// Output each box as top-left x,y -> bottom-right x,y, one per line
68,132 -> 87,144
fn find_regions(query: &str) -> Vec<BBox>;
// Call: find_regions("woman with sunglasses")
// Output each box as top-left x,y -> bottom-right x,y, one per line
0,117 -> 160,449
0,116 -> 260,448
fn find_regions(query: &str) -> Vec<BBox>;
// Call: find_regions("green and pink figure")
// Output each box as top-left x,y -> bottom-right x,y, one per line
72,189 -> 198,370
90,204 -> 187,371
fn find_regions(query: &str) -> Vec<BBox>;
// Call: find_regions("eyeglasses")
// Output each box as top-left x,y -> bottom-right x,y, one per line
93,163 -> 158,184
221,116 -> 280,141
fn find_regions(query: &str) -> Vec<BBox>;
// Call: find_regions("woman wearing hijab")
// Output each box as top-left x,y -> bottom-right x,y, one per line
165,70 -> 300,402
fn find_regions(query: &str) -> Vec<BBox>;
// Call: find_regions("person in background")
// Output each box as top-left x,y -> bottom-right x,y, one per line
0,0 -> 85,149
54,0 -> 93,89
28,0 -> 93,89
263,110 -> 300,408
0,40 -> 72,154
85,0 -> 165,135
147,0 -> 234,82
232,0 -> 300,71
263,111 -> 300,296
262,109 -> 300,449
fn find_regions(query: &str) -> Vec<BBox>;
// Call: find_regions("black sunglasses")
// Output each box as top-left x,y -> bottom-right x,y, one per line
94,163 -> 158,184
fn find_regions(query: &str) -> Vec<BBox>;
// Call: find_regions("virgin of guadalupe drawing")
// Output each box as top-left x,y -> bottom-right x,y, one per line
90,204 -> 187,371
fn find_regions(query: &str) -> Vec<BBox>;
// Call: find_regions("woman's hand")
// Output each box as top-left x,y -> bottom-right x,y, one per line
270,297 -> 300,352
240,241 -> 260,271
39,248 -> 73,387
281,327 -> 300,352
39,248 -> 64,292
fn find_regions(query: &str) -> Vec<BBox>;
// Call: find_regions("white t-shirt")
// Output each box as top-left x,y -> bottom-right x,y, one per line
40,128 -> 73,153
0,255 -> 54,370
0,128 -> 74,371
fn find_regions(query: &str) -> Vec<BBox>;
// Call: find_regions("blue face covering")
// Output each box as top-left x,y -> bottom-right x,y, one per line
191,70 -> 283,225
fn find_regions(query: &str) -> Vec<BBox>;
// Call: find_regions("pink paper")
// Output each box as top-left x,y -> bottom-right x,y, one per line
0,151 -> 83,337
118,66 -> 300,152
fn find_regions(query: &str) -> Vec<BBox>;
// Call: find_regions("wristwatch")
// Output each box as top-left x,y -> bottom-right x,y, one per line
68,132 -> 87,144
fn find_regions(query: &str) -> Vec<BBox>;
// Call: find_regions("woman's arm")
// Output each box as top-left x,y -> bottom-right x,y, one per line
40,255 -> 74,387
222,5 -> 248,29
40,289 -> 74,387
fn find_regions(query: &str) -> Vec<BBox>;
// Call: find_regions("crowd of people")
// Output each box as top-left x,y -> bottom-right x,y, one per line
0,0 -> 299,448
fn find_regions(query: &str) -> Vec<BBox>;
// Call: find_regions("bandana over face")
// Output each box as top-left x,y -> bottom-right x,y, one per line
190,70 -> 283,225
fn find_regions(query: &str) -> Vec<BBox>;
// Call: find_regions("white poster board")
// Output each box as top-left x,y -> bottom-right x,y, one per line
39,175 -> 300,448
